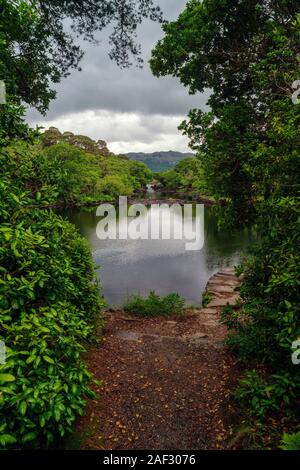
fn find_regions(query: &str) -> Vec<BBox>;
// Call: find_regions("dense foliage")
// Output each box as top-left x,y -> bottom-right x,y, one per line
41,127 -> 112,156
124,292 -> 185,317
281,431 -> 300,450
151,0 -> 300,446
156,157 -> 209,199
151,0 -> 299,224
0,0 -> 162,113
0,141 -> 106,447
40,138 -> 152,204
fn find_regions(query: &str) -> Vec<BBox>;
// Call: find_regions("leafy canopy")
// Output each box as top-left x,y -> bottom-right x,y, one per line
0,0 -> 162,113
150,0 -> 300,223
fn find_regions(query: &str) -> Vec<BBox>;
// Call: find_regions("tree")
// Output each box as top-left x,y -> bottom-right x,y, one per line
0,0 -> 162,114
150,0 -> 299,224
157,156 -> 207,197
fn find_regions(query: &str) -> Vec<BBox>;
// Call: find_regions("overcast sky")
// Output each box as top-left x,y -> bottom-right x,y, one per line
26,0 -> 208,153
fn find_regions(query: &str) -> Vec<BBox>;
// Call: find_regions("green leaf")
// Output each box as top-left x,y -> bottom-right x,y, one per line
19,401 -> 27,416
22,432 -> 37,443
26,355 -> 36,364
0,374 -> 16,383
0,434 -> 17,446
53,408 -> 61,422
43,355 -> 54,364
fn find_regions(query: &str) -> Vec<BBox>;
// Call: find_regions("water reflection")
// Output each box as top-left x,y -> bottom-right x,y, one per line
63,205 -> 255,307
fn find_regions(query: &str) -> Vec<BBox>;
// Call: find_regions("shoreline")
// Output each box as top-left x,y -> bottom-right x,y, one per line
27,195 -> 217,211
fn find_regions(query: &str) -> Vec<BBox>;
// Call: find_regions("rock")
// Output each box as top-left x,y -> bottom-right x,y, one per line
201,320 -> 219,327
116,331 -> 141,341
208,277 -> 240,287
219,267 -> 235,274
199,308 -> 219,315
207,294 -> 240,308
183,332 -> 208,343
206,285 -> 237,294
217,270 -> 235,276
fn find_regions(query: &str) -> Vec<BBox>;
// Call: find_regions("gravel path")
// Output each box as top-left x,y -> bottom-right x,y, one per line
76,268 -> 242,450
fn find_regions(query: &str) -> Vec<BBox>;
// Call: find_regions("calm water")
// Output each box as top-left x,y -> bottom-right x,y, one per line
64,204 -> 254,307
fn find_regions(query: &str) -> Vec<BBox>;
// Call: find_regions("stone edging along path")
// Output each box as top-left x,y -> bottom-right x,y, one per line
76,267 -> 242,450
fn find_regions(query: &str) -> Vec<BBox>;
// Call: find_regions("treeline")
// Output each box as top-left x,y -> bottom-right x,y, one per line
151,0 -> 300,448
2,136 -> 152,209
156,156 -> 209,199
39,128 -> 152,205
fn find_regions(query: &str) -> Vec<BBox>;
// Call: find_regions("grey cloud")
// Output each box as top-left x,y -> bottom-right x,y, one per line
26,1 -> 208,122
34,111 -> 191,153
26,1 -> 209,152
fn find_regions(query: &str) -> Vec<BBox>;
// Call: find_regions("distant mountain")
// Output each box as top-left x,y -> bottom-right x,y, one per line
125,151 -> 195,172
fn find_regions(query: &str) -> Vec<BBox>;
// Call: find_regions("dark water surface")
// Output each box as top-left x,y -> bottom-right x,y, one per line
63,204 -> 254,307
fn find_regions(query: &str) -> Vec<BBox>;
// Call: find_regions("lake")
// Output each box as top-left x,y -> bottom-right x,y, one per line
63,203 -> 254,307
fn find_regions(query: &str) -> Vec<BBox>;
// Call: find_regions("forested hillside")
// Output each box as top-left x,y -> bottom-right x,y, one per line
39,128 -> 152,204
155,156 -> 209,199
125,150 -> 194,172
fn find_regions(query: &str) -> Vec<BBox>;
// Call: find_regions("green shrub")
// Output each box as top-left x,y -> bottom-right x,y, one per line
0,142 -> 105,448
202,291 -> 212,308
223,198 -> 300,417
124,292 -> 185,317
280,431 -> 300,450
97,175 -> 132,199
157,156 -> 208,197
235,370 -> 299,418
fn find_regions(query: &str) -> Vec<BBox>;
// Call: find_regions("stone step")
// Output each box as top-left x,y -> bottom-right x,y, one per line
201,320 -> 220,327
207,294 -> 240,308
216,271 -> 235,277
209,277 -> 240,287
199,307 -> 219,315
206,284 -> 237,294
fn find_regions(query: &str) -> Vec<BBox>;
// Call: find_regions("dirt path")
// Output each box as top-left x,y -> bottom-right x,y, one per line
76,268 -> 242,450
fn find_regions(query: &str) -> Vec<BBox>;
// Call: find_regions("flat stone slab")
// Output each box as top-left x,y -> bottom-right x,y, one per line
207,294 -> 240,308
217,271 -> 235,277
206,284 -> 237,294
199,308 -> 219,315
183,332 -> 208,341
209,277 -> 240,287
218,266 -> 235,273
201,320 -> 220,327
213,273 -> 238,280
